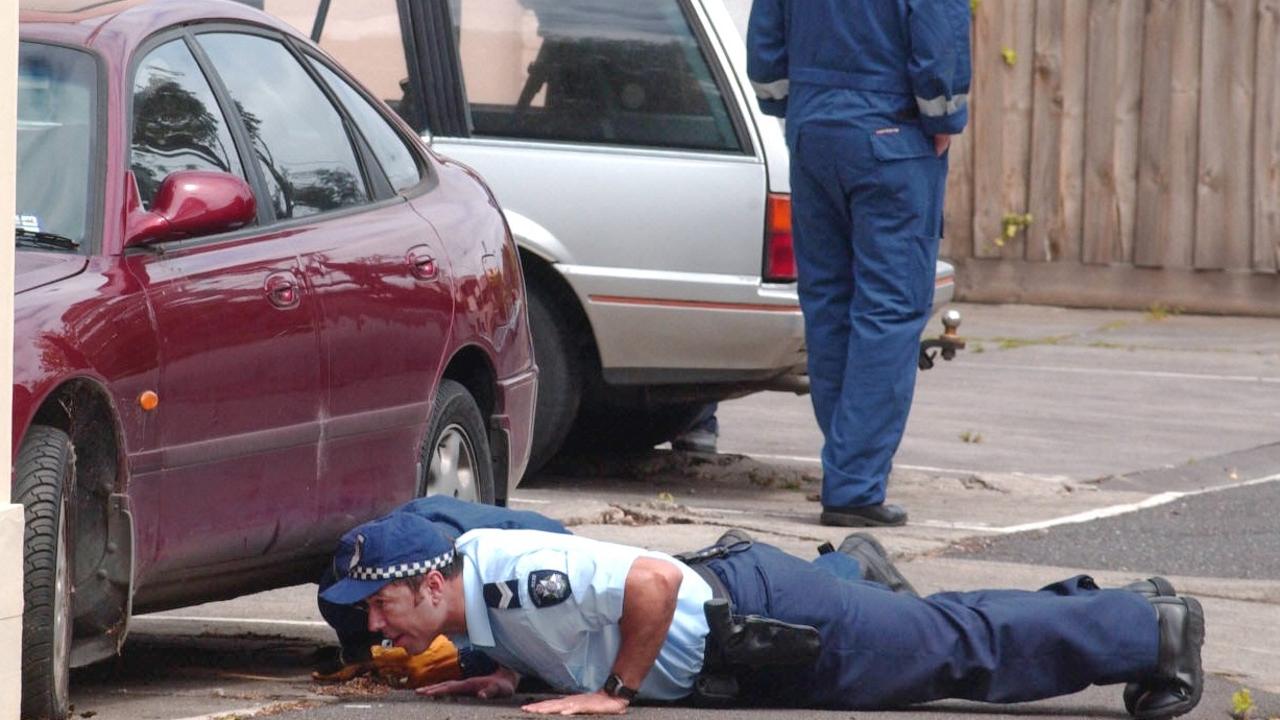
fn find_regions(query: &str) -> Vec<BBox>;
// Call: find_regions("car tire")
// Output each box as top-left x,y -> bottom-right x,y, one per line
418,379 -> 496,504
16,425 -> 76,720
526,284 -> 583,474
569,397 -> 707,453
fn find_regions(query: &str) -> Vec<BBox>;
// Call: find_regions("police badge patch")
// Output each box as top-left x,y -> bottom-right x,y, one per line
528,570 -> 572,608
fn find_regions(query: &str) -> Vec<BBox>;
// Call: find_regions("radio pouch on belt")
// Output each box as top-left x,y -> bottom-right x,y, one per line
693,598 -> 822,705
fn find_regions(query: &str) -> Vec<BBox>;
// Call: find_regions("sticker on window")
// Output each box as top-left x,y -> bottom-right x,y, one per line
16,215 -> 41,233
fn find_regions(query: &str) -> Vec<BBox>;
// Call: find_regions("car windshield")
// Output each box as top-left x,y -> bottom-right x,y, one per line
17,41 -> 97,251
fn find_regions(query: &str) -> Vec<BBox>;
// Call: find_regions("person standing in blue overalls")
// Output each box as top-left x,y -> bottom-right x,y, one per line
748,0 -> 970,527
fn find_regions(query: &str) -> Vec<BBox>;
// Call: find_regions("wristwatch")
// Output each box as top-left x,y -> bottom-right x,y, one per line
603,673 -> 638,702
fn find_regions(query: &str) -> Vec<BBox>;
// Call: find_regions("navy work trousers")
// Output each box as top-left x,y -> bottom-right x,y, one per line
790,111 -> 947,509
705,542 -> 1158,709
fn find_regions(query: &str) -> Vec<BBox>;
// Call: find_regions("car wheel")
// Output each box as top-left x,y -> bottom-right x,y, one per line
16,425 -> 76,720
526,284 -> 583,474
569,398 -> 708,454
418,379 -> 495,504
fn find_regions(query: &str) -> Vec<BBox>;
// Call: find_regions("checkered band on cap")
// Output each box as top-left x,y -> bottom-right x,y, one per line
347,548 -> 456,581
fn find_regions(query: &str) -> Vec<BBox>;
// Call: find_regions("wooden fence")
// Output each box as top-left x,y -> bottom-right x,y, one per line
943,0 -> 1280,316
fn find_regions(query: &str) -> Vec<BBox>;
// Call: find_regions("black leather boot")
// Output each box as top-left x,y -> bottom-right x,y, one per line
831,532 -> 919,596
1121,577 -> 1178,711
716,528 -> 754,548
1121,577 -> 1176,598
1124,596 -> 1205,720
820,502 -> 908,527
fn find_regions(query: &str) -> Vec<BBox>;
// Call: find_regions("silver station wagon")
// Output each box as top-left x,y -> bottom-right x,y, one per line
250,0 -> 957,472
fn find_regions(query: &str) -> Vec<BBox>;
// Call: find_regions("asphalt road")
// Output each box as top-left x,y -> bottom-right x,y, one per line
65,304 -> 1280,720
950,449 -> 1280,580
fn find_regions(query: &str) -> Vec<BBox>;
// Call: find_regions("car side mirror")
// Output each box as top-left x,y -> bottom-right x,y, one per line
125,170 -> 256,248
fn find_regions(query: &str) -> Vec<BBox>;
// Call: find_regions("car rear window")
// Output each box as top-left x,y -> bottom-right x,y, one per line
17,41 -> 97,248
452,0 -> 742,152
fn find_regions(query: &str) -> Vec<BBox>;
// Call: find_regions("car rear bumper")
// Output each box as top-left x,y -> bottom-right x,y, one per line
575,279 -> 808,385
494,368 -> 537,497
560,260 -> 956,386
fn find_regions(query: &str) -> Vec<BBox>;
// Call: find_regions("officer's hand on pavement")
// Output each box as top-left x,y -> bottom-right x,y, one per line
934,133 -> 953,156
521,691 -> 629,715
417,667 -> 517,699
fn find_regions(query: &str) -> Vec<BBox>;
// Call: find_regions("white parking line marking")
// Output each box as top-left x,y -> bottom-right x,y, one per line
736,451 -> 820,465
993,472 -> 1280,534
174,704 -> 318,720
135,615 -> 330,628
914,520 -> 1004,533
739,454 -> 1280,535
741,451 -> 998,477
961,361 -> 1280,385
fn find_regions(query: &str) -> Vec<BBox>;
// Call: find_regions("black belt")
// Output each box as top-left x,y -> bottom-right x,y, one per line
686,561 -> 730,603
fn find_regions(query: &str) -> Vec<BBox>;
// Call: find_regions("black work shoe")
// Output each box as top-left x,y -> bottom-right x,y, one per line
820,503 -> 908,527
1121,577 -> 1177,598
836,533 -> 918,596
1124,596 -> 1205,720
1121,578 -> 1179,712
716,528 -> 754,548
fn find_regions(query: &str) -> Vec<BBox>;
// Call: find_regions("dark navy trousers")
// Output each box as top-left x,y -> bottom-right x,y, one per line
705,542 -> 1159,709
789,89 -> 948,509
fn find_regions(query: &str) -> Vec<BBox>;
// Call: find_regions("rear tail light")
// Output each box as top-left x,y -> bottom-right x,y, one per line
763,193 -> 796,282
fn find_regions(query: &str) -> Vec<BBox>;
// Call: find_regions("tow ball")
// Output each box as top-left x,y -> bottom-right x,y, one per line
918,309 -> 965,371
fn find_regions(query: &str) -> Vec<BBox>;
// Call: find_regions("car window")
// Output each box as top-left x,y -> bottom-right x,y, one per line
17,42 -> 96,249
131,39 -> 246,210
308,59 -> 423,193
197,32 -> 369,219
452,0 -> 741,152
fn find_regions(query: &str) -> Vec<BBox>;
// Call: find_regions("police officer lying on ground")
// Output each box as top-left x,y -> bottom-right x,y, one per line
321,512 -> 1204,718
313,496 -> 570,684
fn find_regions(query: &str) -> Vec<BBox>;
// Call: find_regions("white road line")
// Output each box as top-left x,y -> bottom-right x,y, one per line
995,492 -> 1184,534
737,454 -> 1280,535
961,361 -> 1280,385
174,703 -> 326,720
739,451 -> 1000,477
993,472 -> 1280,534
733,451 -> 821,465
135,615 -> 330,628
914,520 -> 1005,533
510,497 -> 552,505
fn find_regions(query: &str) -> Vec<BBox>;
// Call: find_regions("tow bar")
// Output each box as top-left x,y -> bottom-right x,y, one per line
919,309 -> 965,371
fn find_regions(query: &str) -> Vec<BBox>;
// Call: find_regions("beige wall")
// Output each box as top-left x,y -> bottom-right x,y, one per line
1,0 -> 24,715
456,1 -> 544,106
263,0 -> 413,104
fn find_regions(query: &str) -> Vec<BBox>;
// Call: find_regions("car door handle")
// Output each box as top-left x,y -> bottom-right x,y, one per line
406,246 -> 439,281
264,271 -> 301,310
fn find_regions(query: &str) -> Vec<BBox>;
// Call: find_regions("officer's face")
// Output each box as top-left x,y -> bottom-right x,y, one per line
366,575 -> 448,655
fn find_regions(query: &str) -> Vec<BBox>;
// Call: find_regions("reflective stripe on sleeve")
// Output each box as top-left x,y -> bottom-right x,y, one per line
916,92 -> 969,117
752,78 -> 790,101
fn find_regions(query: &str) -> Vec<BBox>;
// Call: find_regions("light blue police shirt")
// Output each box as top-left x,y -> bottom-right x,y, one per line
454,528 -> 713,701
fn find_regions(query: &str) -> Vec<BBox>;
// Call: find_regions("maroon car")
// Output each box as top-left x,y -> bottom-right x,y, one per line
14,1 -> 536,716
